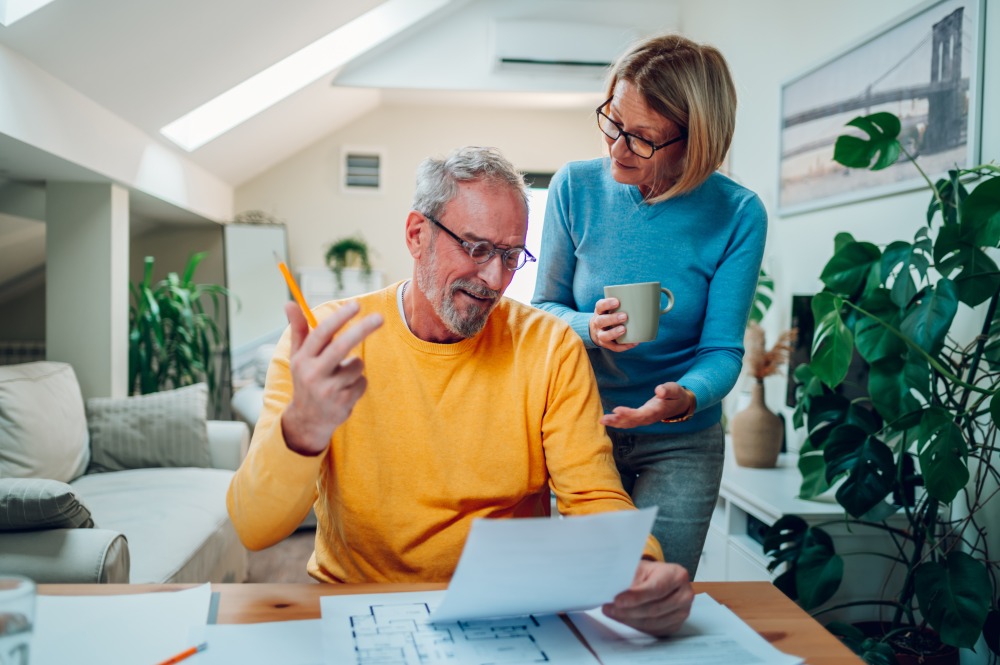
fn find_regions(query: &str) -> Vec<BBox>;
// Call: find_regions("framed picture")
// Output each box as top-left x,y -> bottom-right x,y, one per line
778,0 -> 984,215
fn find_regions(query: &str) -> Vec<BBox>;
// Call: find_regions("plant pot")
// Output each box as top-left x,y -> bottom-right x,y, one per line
853,621 -> 959,665
730,380 -> 782,468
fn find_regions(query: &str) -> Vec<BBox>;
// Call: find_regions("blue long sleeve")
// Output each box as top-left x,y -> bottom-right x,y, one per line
532,158 -> 767,434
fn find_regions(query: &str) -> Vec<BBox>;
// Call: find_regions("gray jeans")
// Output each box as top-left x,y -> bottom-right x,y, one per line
609,423 -> 725,580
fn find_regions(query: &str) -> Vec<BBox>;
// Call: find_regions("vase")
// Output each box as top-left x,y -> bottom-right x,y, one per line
730,380 -> 782,468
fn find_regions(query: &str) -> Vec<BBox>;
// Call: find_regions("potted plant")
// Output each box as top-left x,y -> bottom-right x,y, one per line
764,112 -> 999,664
129,252 -> 231,409
325,235 -> 372,292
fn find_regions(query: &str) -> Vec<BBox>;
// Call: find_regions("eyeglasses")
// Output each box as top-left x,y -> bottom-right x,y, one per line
596,97 -> 687,159
424,214 -> 537,272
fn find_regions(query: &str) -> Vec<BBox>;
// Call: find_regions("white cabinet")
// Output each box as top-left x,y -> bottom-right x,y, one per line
701,442 -> 903,624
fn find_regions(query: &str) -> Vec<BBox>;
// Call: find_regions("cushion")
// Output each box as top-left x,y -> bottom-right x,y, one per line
0,362 -> 90,482
86,383 -> 212,473
0,477 -> 94,530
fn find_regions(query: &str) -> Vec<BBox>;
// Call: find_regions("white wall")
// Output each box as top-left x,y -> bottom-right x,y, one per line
235,104 -> 605,285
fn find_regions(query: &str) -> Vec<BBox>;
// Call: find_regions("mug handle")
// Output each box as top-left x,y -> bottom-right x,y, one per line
660,288 -> 675,314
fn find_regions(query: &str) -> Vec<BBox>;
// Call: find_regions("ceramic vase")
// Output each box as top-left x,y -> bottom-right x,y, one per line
731,380 -> 782,468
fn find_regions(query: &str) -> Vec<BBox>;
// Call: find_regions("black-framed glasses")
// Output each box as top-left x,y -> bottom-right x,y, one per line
424,214 -> 537,272
596,97 -> 687,159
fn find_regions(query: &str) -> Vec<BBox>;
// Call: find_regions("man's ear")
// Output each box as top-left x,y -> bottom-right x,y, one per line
404,211 -> 427,259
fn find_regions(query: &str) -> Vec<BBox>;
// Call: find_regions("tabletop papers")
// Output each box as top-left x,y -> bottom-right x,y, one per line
321,590 -> 598,665
33,583 -> 211,665
569,592 -> 805,665
431,507 -> 657,622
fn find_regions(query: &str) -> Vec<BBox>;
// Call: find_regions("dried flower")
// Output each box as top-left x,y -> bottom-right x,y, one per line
744,323 -> 797,381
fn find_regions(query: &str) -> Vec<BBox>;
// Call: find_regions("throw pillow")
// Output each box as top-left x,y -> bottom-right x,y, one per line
86,383 -> 212,473
0,478 -> 95,530
0,362 -> 90,482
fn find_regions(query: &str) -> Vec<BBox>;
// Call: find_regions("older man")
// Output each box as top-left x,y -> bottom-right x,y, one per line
227,146 -> 693,635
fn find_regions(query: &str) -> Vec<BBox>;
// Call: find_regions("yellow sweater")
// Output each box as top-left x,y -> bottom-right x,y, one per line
227,284 -> 663,583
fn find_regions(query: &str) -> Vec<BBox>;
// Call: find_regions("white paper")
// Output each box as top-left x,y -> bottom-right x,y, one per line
432,507 -> 656,621
33,583 -> 212,665
321,590 -> 598,665
569,593 -> 804,665
186,619 -> 323,664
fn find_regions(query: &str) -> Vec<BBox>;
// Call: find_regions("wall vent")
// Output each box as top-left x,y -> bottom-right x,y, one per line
492,20 -> 638,75
342,149 -> 383,192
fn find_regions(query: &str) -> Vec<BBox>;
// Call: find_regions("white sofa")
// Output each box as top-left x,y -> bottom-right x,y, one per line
0,362 -> 250,584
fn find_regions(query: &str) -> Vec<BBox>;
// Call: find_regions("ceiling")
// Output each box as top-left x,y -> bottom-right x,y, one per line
0,0 -> 668,191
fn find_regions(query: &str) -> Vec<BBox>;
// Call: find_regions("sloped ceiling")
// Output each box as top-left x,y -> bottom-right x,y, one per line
0,0 -> 678,190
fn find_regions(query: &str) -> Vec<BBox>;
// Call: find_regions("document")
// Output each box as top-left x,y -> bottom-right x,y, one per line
321,590 -> 598,665
568,593 -> 805,665
33,583 -> 211,665
188,619 -> 323,664
431,507 -> 657,621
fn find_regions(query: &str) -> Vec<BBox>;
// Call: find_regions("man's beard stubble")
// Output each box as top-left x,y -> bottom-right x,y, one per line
415,248 -> 501,339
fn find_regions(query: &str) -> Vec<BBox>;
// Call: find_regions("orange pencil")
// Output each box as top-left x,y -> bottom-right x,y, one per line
275,252 -> 318,328
156,641 -> 207,665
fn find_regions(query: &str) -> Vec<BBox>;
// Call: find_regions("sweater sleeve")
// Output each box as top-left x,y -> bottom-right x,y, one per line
531,166 -> 597,348
541,326 -> 664,561
680,193 -> 768,411
226,330 -> 325,551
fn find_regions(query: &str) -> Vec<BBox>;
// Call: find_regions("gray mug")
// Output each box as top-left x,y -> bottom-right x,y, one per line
604,281 -> 675,344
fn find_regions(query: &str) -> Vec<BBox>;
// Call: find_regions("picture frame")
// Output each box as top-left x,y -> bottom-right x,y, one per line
777,0 -> 984,215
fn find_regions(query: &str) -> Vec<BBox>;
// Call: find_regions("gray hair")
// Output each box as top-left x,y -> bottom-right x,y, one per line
412,146 -> 529,219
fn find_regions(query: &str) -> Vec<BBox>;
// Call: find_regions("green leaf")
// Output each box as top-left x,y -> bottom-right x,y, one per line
823,428 -> 895,517
899,279 -> 958,355
749,269 -> 774,324
868,355 -> 924,423
821,241 -> 882,297
833,232 -> 856,254
881,228 -> 932,308
854,289 -> 906,363
934,222 -> 1000,307
811,293 -> 853,389
928,171 -> 968,227
913,408 -> 969,503
914,552 -> 992,648
833,113 -> 901,171
798,438 -> 831,499
991,392 -> 1000,428
962,175 -> 1000,247
795,527 -> 844,609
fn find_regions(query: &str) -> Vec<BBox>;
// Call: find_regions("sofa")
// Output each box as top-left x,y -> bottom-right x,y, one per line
0,361 -> 249,584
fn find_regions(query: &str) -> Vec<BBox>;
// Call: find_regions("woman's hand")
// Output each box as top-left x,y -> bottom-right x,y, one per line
600,382 -> 696,428
589,297 -> 639,352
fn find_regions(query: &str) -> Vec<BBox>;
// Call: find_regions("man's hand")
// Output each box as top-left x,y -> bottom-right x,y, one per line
602,560 -> 693,636
600,382 -> 695,428
281,301 -> 383,456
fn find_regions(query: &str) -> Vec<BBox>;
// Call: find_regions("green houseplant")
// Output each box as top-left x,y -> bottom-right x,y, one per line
764,112 -> 1000,664
325,235 -> 372,291
129,252 -> 231,404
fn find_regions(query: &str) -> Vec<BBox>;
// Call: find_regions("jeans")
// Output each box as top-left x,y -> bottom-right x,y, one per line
609,423 -> 724,580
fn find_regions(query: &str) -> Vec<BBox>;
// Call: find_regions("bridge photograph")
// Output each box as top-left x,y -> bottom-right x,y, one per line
778,0 -> 981,214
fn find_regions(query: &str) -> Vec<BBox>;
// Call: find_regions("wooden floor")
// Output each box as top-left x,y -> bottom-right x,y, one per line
246,528 -> 318,583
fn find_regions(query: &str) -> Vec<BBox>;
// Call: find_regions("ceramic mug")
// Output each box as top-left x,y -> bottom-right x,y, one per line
604,281 -> 675,344
0,575 -> 34,665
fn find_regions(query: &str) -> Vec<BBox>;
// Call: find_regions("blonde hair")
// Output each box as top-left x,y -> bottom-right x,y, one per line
606,34 -> 736,203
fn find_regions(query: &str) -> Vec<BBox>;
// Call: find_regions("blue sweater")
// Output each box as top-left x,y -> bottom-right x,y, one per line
532,158 -> 767,434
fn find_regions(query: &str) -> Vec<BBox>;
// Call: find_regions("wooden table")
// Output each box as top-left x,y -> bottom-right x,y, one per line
39,581 -> 861,664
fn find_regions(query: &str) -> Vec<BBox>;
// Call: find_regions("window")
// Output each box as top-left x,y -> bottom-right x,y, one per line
503,173 -> 552,305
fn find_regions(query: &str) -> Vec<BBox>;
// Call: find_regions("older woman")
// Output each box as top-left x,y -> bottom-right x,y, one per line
532,34 -> 766,579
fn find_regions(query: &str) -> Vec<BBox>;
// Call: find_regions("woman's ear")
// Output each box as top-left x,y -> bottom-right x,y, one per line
404,211 -> 427,259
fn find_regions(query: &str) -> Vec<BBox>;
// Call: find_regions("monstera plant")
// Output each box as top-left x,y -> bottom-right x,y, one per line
764,112 -> 999,663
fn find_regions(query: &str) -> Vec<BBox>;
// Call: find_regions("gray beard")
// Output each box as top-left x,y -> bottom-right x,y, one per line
416,250 -> 501,339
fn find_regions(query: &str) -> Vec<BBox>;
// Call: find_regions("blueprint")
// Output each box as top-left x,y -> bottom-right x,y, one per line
320,591 -> 599,665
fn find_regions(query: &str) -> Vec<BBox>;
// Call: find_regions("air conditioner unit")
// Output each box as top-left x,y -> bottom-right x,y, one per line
492,20 -> 639,74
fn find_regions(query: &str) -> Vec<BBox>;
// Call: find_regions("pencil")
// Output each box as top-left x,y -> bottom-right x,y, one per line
274,252 -> 318,328
156,642 -> 207,665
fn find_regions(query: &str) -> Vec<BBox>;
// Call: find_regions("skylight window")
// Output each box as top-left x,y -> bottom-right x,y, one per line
161,0 -> 454,152
0,0 -> 58,26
